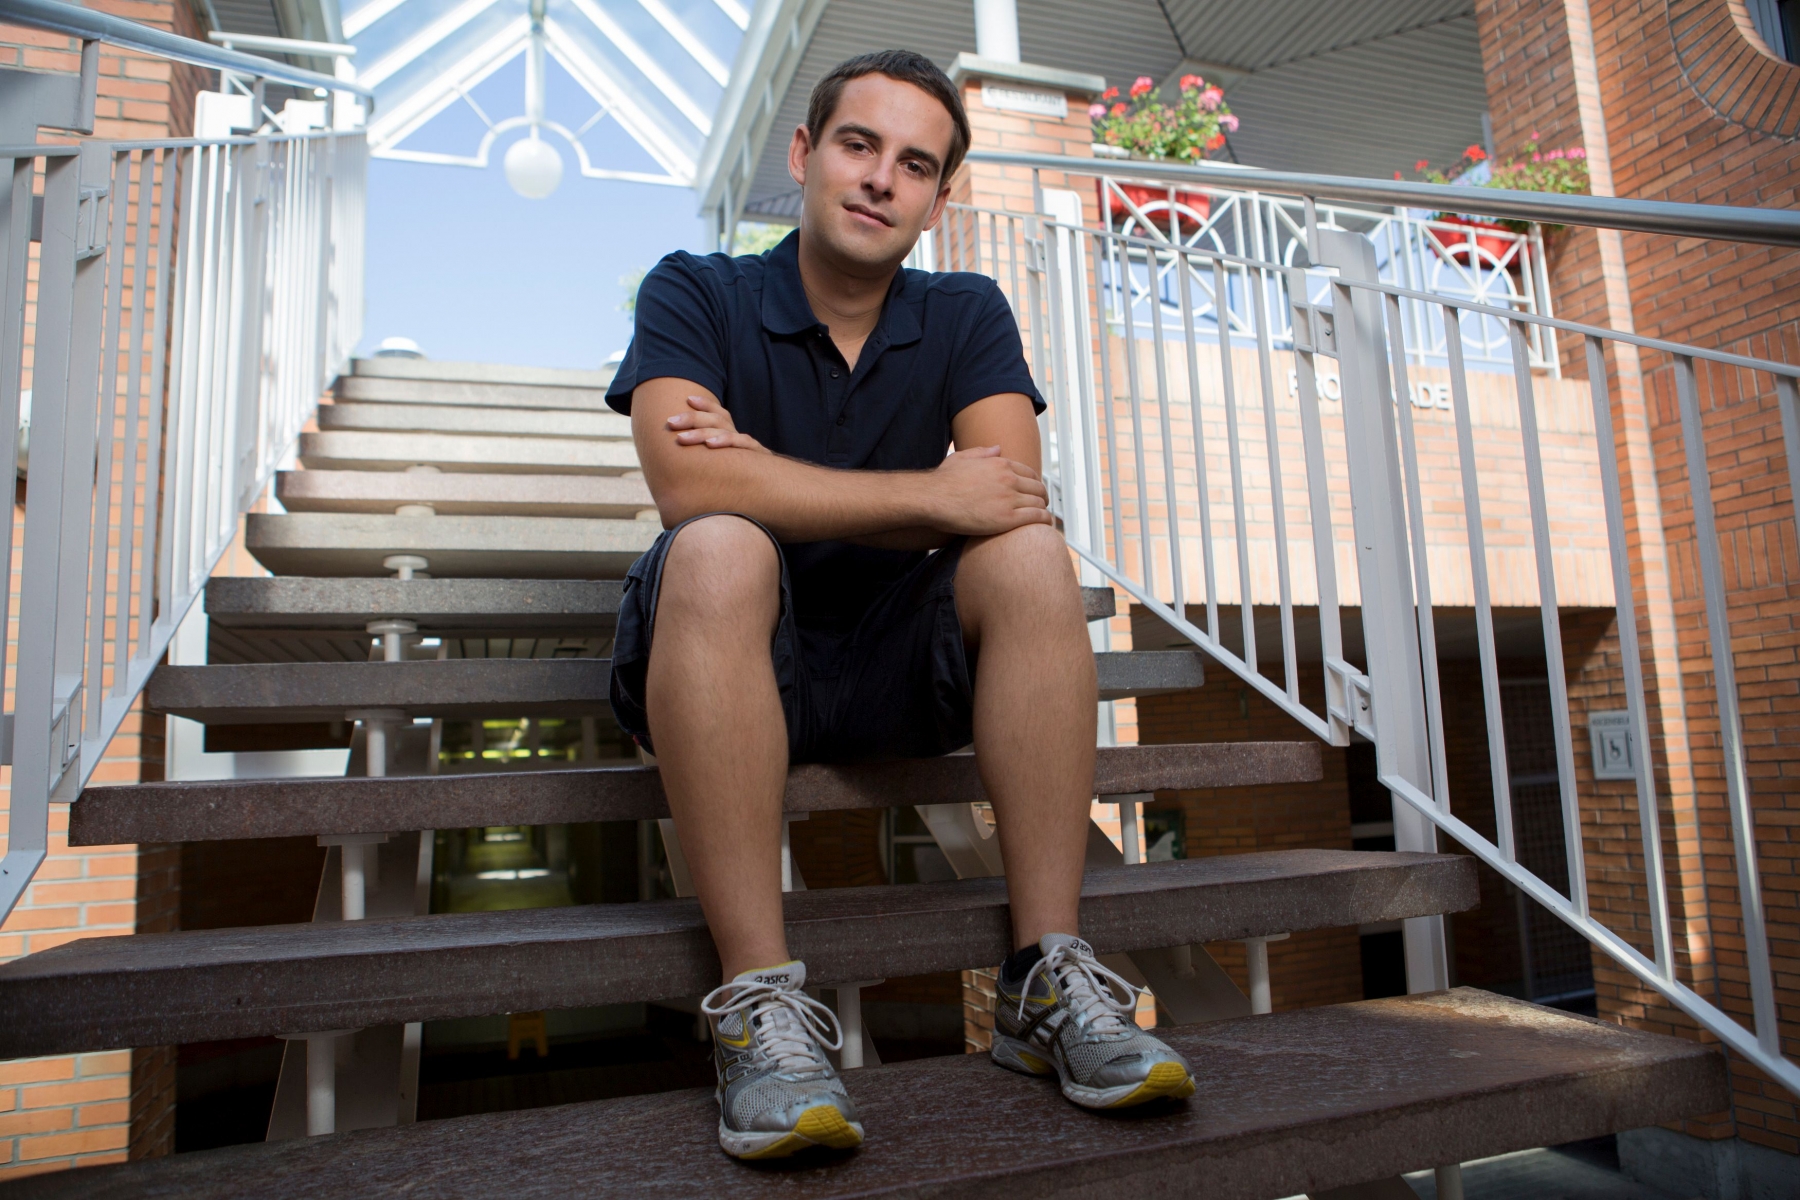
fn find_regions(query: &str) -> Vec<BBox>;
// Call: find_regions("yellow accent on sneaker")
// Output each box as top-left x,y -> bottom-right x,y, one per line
737,1105 -> 864,1159
1106,1060 -> 1197,1108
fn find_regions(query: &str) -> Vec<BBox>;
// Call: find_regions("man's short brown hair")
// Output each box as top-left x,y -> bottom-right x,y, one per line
805,50 -> 971,182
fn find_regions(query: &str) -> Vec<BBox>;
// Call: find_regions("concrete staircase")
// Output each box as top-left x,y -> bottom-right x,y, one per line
0,357 -> 1726,1197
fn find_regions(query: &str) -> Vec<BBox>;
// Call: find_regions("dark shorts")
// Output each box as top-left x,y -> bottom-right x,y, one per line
609,513 -> 975,763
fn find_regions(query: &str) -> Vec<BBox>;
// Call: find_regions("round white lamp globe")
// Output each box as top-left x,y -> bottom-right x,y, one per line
504,136 -> 563,199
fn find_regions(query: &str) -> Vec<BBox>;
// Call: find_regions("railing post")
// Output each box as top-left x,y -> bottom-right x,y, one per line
1317,227 -> 1450,995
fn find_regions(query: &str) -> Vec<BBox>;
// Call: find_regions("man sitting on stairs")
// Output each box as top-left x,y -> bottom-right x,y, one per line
605,49 -> 1196,1161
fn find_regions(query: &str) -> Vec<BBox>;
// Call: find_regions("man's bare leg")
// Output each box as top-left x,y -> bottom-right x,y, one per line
643,515 -> 792,979
955,523 -> 1098,949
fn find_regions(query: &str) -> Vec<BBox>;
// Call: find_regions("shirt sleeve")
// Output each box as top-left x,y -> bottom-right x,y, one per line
605,253 -> 728,415
945,281 -> 1046,418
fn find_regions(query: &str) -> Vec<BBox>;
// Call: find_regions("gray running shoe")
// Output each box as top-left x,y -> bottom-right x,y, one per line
992,933 -> 1197,1109
700,961 -> 864,1159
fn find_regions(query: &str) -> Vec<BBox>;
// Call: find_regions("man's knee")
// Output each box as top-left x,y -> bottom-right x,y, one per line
961,523 -> 1077,594
660,514 -> 780,618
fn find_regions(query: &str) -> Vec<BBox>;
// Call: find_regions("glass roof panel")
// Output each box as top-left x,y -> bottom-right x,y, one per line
345,0 -> 744,187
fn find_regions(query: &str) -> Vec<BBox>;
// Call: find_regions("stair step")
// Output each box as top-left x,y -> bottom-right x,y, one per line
274,470 -> 656,518
71,740 -> 1317,845
0,850 -> 1475,1056
244,513 -> 659,579
351,356 -> 616,389
318,401 -> 633,440
297,431 -> 639,474
144,650 -> 1203,724
203,577 -> 1115,631
8,988 -> 1722,1200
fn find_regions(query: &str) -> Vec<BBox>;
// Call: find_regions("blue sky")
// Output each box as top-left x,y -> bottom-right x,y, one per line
355,54 -> 716,370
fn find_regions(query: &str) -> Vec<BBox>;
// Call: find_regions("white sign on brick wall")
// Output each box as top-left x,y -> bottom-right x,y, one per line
981,84 -> 1068,118
1588,710 -> 1637,780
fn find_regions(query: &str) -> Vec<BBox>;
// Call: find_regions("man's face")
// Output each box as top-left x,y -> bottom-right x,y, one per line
789,74 -> 956,274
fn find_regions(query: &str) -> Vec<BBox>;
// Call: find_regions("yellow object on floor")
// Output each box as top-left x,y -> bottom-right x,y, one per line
507,1011 -> 549,1060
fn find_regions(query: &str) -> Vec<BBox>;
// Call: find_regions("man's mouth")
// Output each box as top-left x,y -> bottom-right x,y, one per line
843,203 -> 894,228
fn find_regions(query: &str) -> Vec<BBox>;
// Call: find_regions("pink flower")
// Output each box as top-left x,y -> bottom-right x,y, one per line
1568,146 -> 1586,159
1089,102 -> 1107,119
1130,75 -> 1154,97
1221,112 -> 1239,131
1179,73 -> 1203,90
1199,86 -> 1223,111
1531,152 -> 1541,161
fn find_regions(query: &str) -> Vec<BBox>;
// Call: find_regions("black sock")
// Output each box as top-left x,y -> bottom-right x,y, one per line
1002,942 -> 1043,982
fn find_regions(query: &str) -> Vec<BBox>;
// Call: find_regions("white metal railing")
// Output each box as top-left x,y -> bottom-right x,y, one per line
930,154 -> 1800,1095
0,129 -> 366,919
1086,171 -> 1559,372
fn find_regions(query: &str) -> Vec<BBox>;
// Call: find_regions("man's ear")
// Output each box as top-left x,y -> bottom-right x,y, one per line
922,180 -> 953,232
787,124 -> 813,187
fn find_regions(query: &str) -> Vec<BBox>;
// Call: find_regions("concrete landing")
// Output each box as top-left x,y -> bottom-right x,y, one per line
297,431 -> 638,474
245,513 -> 658,578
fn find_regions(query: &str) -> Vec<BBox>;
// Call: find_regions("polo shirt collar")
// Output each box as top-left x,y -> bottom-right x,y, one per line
760,230 -> 924,349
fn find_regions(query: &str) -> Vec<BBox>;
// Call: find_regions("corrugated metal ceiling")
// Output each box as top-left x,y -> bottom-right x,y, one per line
743,0 -> 1488,218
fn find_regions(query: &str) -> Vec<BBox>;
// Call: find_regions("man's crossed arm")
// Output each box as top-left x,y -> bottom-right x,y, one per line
628,376 -> 1051,547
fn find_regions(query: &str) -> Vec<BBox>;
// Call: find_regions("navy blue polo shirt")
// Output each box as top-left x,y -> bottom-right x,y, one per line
606,230 -> 1044,626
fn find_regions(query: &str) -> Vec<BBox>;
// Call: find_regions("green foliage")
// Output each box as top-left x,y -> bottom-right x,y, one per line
619,267 -> 647,315
731,221 -> 791,256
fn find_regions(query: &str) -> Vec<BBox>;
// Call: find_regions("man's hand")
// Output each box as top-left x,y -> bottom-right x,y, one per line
923,445 -> 1051,536
665,394 -> 769,454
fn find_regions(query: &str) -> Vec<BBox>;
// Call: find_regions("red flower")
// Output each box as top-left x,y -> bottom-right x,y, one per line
1101,86 -> 1118,100
1465,144 -> 1488,161
1179,73 -> 1203,90
1206,132 -> 1226,149
1414,159 -> 1428,172
1130,75 -> 1154,97
1110,102 -> 1128,117
1394,170 -> 1403,179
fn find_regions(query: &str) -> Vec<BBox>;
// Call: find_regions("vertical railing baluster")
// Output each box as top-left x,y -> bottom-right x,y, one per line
1214,259 -> 1256,672
1585,335 -> 1671,973
1251,264 -> 1299,705
1120,241 -> 1154,591
1094,235 -> 1124,571
86,149 -> 132,741
1674,351 -> 1779,1056
1146,245 -> 1183,613
1175,243 -> 1219,640
1446,304 -> 1516,860
1508,318 -> 1586,912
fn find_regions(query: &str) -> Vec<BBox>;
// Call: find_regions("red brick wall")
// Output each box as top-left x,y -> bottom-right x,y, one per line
1475,0 -> 1800,1154
0,0 -> 210,1178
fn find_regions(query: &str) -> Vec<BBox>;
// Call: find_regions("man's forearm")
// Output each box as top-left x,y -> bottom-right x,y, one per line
650,445 -> 942,542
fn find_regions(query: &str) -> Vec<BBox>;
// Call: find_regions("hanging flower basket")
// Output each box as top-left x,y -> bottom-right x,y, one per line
1101,181 -> 1213,233
1426,215 -> 1519,271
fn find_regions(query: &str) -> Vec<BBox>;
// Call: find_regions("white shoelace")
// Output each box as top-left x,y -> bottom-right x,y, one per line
1018,942 -> 1144,1037
702,980 -> 844,1074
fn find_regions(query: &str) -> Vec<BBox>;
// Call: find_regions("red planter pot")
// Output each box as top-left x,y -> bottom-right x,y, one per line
1426,215 -> 1519,270
1101,181 -> 1213,233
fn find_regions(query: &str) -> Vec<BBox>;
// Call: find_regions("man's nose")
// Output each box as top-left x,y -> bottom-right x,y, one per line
863,156 -> 898,198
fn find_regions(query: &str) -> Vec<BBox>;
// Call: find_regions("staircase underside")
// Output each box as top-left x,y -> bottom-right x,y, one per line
3,989 -> 1725,1200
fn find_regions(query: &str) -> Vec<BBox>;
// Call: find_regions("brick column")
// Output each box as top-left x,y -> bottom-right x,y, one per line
0,0 -> 207,1178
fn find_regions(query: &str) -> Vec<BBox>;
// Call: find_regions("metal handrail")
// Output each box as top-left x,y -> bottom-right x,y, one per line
967,150 -> 1800,248
928,189 -> 1800,1095
0,0 -> 374,98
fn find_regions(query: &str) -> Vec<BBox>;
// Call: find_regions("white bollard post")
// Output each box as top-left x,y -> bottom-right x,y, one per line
839,985 -> 863,1069
1240,932 -> 1289,1016
306,1034 -> 335,1136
